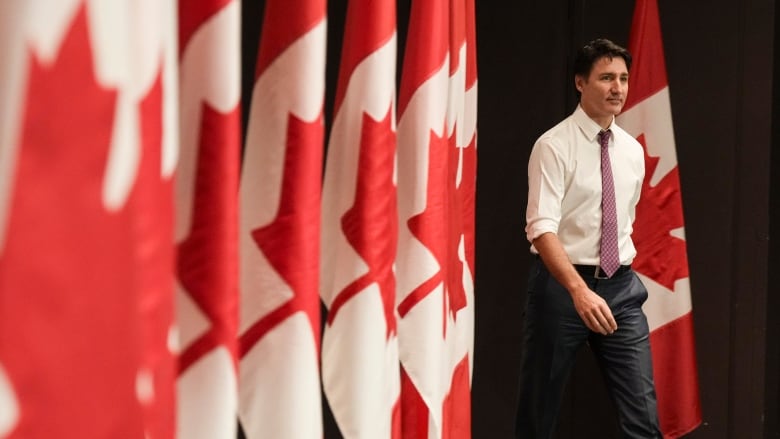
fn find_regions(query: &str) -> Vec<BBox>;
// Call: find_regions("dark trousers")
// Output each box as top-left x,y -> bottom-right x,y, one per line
514,258 -> 662,438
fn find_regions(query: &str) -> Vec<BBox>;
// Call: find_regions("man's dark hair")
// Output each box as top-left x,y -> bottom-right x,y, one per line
573,38 -> 632,78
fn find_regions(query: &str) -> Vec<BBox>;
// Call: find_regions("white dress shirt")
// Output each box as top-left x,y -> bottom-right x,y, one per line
525,105 -> 645,266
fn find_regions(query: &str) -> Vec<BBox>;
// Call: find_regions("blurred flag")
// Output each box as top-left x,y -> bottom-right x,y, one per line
319,0 -> 400,437
0,1 -> 179,438
176,1 -> 240,438
617,0 -> 702,437
396,0 -> 476,436
237,1 -> 326,438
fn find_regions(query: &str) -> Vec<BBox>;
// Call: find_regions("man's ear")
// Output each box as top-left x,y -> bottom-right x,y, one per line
574,75 -> 584,93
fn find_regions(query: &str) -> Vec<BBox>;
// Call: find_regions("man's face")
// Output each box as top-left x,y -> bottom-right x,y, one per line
575,56 -> 629,125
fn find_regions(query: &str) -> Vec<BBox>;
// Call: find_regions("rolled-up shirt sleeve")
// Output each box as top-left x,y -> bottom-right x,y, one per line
525,137 -> 565,244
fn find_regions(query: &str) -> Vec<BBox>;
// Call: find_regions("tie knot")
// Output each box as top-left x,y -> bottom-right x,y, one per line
598,130 -> 612,148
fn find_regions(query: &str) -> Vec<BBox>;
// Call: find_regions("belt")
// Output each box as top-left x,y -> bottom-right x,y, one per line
573,264 -> 632,279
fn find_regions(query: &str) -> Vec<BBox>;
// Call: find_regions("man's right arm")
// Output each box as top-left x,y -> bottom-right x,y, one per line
533,232 -> 617,335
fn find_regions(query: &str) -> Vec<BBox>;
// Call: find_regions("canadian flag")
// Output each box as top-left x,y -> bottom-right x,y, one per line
176,1 -> 240,438
396,0 -> 476,437
319,0 -> 401,437
0,1 -> 179,438
237,1 -> 326,438
617,0 -> 702,437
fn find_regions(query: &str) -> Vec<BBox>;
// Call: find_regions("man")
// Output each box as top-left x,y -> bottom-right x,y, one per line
515,38 -> 662,438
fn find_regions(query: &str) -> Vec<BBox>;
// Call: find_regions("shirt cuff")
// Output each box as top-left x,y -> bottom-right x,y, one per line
525,219 -> 558,244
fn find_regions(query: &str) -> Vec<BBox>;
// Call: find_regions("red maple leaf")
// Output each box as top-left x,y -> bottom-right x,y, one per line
327,108 -> 398,340
459,134 -> 477,279
239,113 -> 323,355
177,104 -> 240,373
400,126 -> 467,336
445,130 -> 468,316
632,134 -> 689,290
0,5 -> 175,438
397,128 -> 446,320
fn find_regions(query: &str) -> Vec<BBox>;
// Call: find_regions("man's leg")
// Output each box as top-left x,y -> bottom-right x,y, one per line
515,260 -> 589,439
589,272 -> 662,438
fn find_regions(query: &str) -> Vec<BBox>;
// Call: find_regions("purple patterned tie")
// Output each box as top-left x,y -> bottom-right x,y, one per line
599,130 -> 620,277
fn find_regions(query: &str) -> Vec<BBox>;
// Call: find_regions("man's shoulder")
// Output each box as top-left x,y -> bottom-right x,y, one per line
611,123 -> 645,157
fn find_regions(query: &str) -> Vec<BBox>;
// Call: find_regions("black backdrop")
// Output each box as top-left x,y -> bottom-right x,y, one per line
241,1 -> 780,438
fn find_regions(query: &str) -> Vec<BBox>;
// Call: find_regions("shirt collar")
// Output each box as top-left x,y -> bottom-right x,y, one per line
573,105 -> 614,142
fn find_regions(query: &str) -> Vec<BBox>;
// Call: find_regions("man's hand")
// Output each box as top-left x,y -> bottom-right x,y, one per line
570,286 -> 617,335
532,232 -> 619,335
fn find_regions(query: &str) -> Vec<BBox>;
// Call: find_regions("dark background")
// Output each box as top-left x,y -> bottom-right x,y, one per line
242,0 -> 779,437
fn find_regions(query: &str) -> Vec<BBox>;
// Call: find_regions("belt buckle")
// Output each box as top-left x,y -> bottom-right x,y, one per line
594,266 -> 610,279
